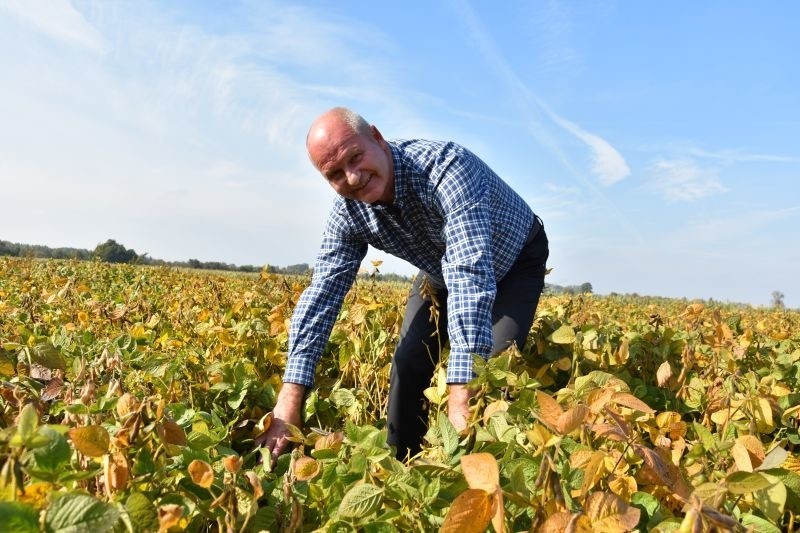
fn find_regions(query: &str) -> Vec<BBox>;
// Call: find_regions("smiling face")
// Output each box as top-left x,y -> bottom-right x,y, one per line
306,109 -> 394,205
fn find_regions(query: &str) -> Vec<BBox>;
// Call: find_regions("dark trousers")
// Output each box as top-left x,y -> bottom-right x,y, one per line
386,221 -> 549,460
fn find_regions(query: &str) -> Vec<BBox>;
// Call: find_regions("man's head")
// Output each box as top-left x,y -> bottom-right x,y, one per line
306,107 -> 394,205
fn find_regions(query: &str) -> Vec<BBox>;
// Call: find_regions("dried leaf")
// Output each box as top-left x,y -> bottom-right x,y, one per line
611,392 -> 655,414
656,361 -> 673,387
104,452 -> 129,494
293,456 -> 320,481
157,420 -> 187,446
536,391 -> 563,432
558,404 -> 589,434
158,503 -> 183,532
187,459 -> 215,488
461,453 -> 499,493
441,489 -> 493,533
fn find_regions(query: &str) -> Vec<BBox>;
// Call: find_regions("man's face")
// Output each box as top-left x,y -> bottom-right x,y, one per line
307,118 -> 394,205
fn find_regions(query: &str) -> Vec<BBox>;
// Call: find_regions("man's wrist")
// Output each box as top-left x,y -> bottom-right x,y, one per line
274,382 -> 306,423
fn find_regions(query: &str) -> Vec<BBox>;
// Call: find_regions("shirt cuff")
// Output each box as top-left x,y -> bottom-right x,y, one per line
445,350 -> 481,384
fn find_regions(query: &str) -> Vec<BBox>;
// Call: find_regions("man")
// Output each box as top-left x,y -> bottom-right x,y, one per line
257,107 -> 548,461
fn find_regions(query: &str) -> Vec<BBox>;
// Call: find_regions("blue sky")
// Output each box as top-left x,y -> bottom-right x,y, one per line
1,1 -> 798,308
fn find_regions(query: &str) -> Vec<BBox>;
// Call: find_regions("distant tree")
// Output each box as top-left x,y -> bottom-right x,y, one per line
772,290 -> 785,309
579,282 -> 593,294
93,239 -> 138,263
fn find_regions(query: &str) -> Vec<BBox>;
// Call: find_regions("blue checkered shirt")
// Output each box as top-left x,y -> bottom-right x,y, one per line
283,139 -> 536,386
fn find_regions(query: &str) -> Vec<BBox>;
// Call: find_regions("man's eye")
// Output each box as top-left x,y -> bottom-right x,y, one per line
351,153 -> 362,164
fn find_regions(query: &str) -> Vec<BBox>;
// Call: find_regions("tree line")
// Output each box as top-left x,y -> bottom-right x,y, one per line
0,238 -> 596,288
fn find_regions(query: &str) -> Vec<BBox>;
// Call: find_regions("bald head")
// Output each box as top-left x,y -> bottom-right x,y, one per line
306,107 -> 371,151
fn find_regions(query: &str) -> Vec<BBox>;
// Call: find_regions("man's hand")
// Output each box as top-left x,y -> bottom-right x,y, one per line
255,382 -> 305,465
447,383 -> 475,434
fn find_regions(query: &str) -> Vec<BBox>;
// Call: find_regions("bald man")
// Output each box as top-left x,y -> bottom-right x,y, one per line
257,107 -> 549,461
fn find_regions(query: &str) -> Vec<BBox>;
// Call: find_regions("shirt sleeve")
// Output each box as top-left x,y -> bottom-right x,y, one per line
433,150 -> 497,384
282,211 -> 367,387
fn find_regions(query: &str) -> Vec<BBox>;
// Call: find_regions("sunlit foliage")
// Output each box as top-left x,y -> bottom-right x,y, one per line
0,257 -> 798,532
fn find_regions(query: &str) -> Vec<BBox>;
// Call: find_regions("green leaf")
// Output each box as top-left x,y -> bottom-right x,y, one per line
12,403 -> 40,448
44,492 -> 120,533
252,506 -> 277,532
124,493 -> 158,533
0,502 -> 40,533
438,412 -> 459,456
740,513 -> 781,533
692,421 -> 715,451
31,344 -> 66,371
363,522 -> 398,533
752,474 -> 786,521
725,471 -> 774,494
30,427 -> 71,474
338,483 -> 383,519
550,325 -> 576,344
630,491 -> 669,531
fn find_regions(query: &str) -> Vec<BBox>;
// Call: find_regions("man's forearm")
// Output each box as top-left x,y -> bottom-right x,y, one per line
274,382 -> 306,424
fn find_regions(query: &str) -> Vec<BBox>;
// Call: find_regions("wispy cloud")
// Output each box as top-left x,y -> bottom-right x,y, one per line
0,0 -> 107,52
649,159 -> 727,201
546,112 -> 630,185
449,0 -> 638,239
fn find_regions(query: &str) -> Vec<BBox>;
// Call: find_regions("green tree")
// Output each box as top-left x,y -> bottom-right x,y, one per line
93,239 -> 138,264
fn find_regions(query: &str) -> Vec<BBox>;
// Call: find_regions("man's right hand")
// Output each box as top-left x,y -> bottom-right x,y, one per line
254,382 -> 305,465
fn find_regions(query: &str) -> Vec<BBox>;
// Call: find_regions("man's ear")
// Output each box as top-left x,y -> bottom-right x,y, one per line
370,125 -> 385,143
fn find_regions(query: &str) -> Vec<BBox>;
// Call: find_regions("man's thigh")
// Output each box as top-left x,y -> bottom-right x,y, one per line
491,228 -> 549,354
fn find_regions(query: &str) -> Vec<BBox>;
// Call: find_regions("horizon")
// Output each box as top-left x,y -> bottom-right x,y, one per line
1,1 -> 798,307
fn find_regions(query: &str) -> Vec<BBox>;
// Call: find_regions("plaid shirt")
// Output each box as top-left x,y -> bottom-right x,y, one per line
283,139 -> 536,386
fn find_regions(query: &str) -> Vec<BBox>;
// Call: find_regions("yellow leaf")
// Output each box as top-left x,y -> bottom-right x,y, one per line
293,456 -> 320,481
68,426 -> 110,457
526,424 -> 554,448
751,397 -> 774,432
736,435 -> 765,469
483,400 -> 509,424
608,475 -> 637,501
461,453 -> 499,493
18,482 -> 52,509
731,441 -> 754,472
314,431 -> 343,452
187,459 -> 214,488
584,491 -> 641,532
441,489 -> 493,533
536,391 -> 563,431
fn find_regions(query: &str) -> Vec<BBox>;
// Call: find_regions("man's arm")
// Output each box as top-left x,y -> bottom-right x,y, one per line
432,151 -> 498,431
258,211 -> 366,460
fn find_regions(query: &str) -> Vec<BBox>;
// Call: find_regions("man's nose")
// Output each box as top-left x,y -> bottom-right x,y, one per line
346,168 -> 361,186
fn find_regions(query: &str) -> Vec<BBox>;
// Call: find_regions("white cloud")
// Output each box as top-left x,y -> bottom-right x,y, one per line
0,0 -> 107,52
546,112 -> 630,185
649,159 -> 727,201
